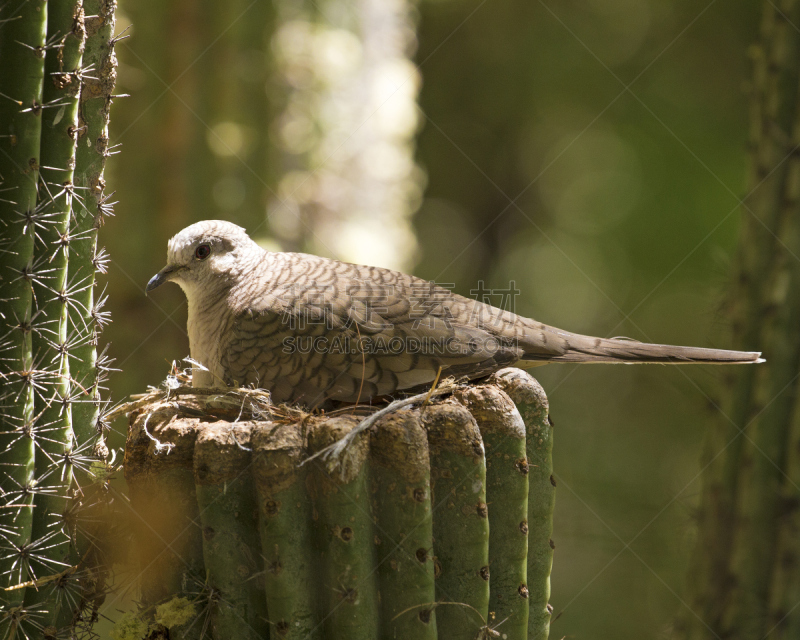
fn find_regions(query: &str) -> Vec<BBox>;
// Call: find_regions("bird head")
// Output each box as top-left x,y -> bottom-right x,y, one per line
146,220 -> 260,295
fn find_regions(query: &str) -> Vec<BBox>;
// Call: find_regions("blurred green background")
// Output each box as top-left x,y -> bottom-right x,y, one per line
101,0 -> 759,637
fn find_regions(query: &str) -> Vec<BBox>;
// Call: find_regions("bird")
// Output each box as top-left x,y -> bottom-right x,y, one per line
146,220 -> 763,406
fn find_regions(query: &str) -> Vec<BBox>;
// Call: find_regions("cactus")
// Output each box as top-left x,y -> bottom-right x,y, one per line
680,1 -> 800,635
676,0 -> 800,640
308,416 -> 381,640
0,0 -> 116,635
457,385 -> 530,639
0,0 -> 48,607
193,422 -> 268,639
123,369 -> 553,640
70,0 -> 116,446
421,402 -> 490,639
729,72 -> 800,640
253,423 -> 321,639
678,1 -> 800,638
124,411 -> 204,612
492,370 -> 554,640
370,411 -> 437,640
24,0 -> 86,627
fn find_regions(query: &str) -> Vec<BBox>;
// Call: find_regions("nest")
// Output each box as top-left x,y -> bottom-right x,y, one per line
111,361 -> 466,467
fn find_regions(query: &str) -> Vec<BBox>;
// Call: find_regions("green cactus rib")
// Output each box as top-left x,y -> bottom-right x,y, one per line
193,422 -> 268,639
420,402 -> 490,640
369,410 -> 438,640
252,423 -> 321,640
124,412 -> 204,619
458,384 -> 530,640
0,0 -> 47,600
308,416 -> 380,640
24,0 -> 86,622
70,0 -> 116,447
493,369 -> 554,640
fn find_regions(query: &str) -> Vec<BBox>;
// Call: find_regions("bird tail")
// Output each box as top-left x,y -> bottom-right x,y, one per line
522,332 -> 763,365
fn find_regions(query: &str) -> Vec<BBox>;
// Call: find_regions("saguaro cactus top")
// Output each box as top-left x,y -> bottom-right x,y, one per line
122,368 -> 554,640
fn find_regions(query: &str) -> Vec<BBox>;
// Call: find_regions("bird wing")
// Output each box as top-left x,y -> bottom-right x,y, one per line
219,260 -> 526,403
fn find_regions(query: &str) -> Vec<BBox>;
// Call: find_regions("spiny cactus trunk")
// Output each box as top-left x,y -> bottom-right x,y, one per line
25,0 -> 86,625
0,0 -> 47,604
678,0 -> 800,638
731,66 -> 800,638
0,0 -> 117,635
123,369 -> 554,640
71,0 -> 116,445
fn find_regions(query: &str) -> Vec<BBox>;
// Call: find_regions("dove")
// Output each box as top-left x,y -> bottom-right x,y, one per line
146,220 -> 762,405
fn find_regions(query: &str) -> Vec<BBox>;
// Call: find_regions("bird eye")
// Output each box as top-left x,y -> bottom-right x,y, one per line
195,244 -> 211,260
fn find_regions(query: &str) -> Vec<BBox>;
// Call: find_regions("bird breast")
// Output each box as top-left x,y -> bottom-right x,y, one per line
185,285 -> 232,388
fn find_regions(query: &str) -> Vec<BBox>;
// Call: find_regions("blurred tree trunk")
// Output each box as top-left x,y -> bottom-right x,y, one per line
677,1 -> 800,638
187,0 -> 273,232
413,0 -> 539,294
267,0 -> 423,271
117,0 -> 273,237
110,0 -> 275,397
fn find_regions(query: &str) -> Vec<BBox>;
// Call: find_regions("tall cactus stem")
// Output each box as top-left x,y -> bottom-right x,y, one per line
308,416 -> 380,640
193,422 -> 268,639
730,63 -> 800,640
0,0 -> 48,600
421,402 -> 490,640
369,410 -> 438,640
252,422 -> 321,640
492,368 -> 554,640
458,384 -> 530,639
25,0 -> 86,622
682,2 -> 800,635
772,391 -> 800,639
70,0 -> 116,450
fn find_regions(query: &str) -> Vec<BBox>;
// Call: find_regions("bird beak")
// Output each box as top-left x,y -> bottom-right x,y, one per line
146,265 -> 181,294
